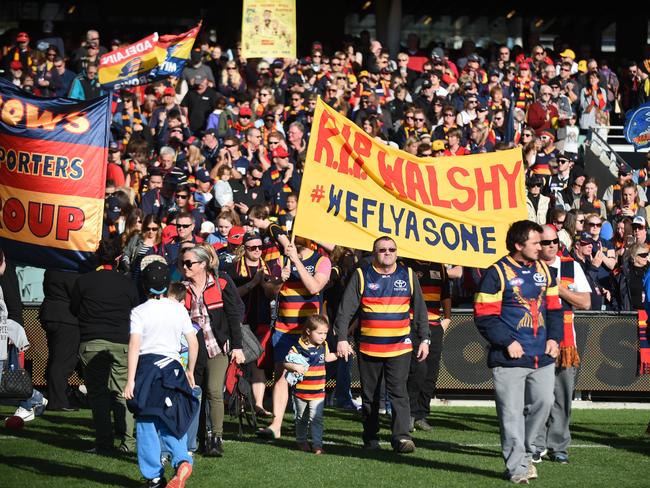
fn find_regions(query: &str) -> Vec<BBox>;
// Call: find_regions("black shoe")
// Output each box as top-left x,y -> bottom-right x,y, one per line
141,477 -> 166,487
414,418 -> 433,432
394,439 -> 416,454
206,434 -> 223,457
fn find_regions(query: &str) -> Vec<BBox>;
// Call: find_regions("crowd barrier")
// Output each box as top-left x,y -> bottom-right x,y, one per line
22,305 -> 650,393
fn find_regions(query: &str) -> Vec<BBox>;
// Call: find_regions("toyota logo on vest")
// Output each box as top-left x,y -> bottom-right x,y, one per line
533,273 -> 547,286
394,279 -> 407,290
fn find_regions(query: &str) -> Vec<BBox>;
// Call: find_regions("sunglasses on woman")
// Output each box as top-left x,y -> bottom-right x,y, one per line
182,260 -> 200,268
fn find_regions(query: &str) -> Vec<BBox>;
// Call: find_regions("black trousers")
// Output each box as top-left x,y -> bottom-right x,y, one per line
407,326 -> 445,420
358,351 -> 411,446
45,322 -> 80,409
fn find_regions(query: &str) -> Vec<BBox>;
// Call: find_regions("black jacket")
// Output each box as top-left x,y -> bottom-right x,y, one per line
70,269 -> 139,344
40,269 -> 79,326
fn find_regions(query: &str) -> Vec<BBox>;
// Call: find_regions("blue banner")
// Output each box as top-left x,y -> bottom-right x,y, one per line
624,102 -> 650,150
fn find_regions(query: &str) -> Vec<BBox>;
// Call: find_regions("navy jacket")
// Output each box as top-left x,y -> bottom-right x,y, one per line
127,354 -> 199,438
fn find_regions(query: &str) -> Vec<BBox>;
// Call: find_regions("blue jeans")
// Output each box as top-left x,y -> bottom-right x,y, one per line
293,396 -> 325,448
137,416 -> 192,480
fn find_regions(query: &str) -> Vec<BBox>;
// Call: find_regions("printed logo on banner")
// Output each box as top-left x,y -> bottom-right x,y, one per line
118,57 -> 144,78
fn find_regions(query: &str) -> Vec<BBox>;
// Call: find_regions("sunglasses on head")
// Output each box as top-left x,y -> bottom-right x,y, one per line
540,238 -> 559,246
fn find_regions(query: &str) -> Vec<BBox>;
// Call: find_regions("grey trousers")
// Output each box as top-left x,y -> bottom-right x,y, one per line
534,366 -> 577,456
493,363 -> 555,477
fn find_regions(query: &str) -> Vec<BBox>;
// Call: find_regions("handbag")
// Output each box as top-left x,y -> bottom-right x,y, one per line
240,323 -> 263,364
0,345 -> 33,399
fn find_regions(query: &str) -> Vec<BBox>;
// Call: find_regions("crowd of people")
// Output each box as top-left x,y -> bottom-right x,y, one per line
2,24 -> 650,486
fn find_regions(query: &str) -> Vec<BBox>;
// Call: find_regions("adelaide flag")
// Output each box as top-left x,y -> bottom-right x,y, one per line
99,22 -> 201,90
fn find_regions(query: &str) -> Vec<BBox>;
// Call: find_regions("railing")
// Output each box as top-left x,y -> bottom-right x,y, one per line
21,305 -> 650,395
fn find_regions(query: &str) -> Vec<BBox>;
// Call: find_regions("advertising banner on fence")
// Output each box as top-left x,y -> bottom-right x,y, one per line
0,78 -> 111,271
241,0 -> 296,59
293,99 -> 527,268
99,23 -> 200,90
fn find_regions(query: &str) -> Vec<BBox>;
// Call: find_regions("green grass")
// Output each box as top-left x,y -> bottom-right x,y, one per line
1,405 -> 649,487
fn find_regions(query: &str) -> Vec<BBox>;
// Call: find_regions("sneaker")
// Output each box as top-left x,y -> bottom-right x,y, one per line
363,439 -> 381,450
394,439 -> 416,454
167,461 -> 192,488
409,416 -> 415,433
14,406 -> 35,422
532,448 -> 547,463
527,463 -> 538,480
141,478 -> 166,488
550,453 -> 569,464
34,397 -> 48,417
414,418 -> 433,431
509,474 -> 529,484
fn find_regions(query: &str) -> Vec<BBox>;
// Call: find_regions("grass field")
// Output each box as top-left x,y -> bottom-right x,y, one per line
1,405 -> 649,487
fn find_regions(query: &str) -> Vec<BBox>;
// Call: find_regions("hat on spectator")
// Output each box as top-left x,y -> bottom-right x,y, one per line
239,106 -> 252,117
578,232 -> 595,244
380,66 -> 392,75
271,59 -> 284,69
299,57 -> 310,66
200,221 -> 216,235
272,146 -> 289,158
10,60 -> 22,70
190,50 -> 202,63
111,39 -> 120,47
618,164 -> 633,175
431,140 -> 446,152
16,32 -> 29,42
633,216 -> 647,228
477,102 -> 488,112
108,141 -> 120,153
243,231 -> 262,244
467,53 -> 480,63
368,65 -> 381,75
540,128 -> 556,140
228,226 -> 246,245
560,49 -> 576,60
359,70 -> 369,79
163,87 -> 176,96
489,68 -> 501,77
193,74 -> 205,85
577,60 -> 588,73
195,168 -> 212,183
421,79 -> 432,89
518,62 -> 530,70
202,128 -> 217,137
105,195 -> 122,222
141,261 -> 170,295
556,152 -> 574,162
431,47 -> 444,59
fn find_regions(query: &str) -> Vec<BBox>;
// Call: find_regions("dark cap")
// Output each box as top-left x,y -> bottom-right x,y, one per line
202,128 -> 217,138
105,195 -> 122,222
108,141 -> 120,152
421,79 -> 432,89
190,50 -> 202,63
272,59 -> 284,69
195,167 -> 212,183
243,231 -> 262,244
578,232 -> 595,244
141,261 -> 170,295
467,53 -> 480,62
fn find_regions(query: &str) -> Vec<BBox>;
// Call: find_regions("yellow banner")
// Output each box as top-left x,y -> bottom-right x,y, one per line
293,100 -> 528,268
241,0 -> 296,59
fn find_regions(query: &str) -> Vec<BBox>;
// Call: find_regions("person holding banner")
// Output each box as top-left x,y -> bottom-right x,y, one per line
257,236 -> 331,440
474,220 -> 563,483
335,236 -> 430,453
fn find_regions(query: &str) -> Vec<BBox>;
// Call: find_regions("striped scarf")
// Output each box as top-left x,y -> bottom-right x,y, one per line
558,255 -> 580,368
122,108 -> 143,146
234,256 -> 270,279
514,77 -> 534,109
585,87 -> 606,110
